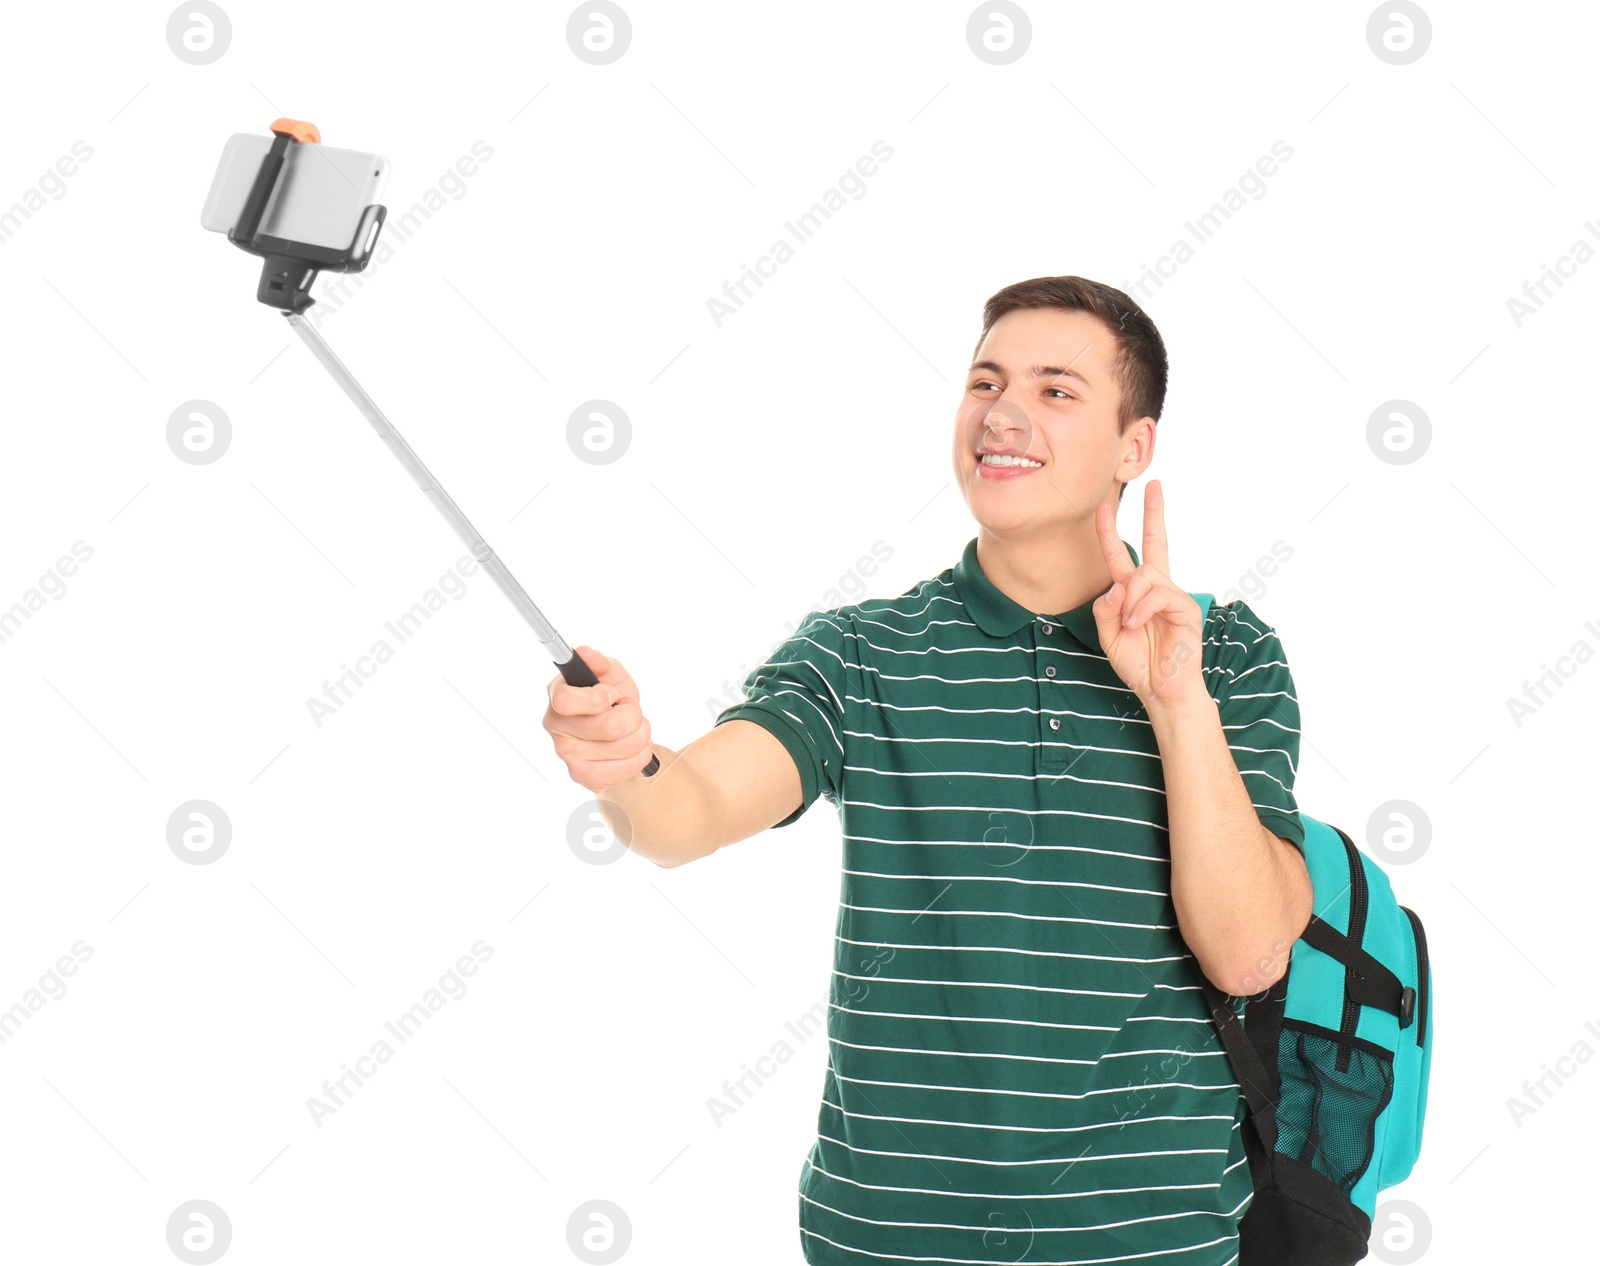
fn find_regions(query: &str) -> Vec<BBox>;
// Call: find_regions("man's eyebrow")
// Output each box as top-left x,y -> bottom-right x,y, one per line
967,360 -> 1093,390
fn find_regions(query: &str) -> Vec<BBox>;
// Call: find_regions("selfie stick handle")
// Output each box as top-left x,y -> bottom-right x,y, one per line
284,312 -> 661,778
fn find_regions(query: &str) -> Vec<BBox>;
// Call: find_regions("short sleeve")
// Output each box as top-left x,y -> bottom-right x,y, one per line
713,608 -> 854,828
1206,599 -> 1306,853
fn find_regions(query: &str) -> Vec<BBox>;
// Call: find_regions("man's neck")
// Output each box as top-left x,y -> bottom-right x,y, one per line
975,523 -> 1124,617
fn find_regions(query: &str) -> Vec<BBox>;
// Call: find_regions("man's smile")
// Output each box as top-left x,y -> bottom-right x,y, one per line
975,448 -> 1046,479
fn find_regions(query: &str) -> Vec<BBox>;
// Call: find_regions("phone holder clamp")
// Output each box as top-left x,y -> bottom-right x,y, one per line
226,118 -> 387,313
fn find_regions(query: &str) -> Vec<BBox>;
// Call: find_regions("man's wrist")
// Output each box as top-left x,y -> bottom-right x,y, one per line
1143,685 -> 1217,728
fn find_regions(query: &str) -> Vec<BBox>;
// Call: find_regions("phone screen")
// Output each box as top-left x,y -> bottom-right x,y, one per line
201,134 -> 388,252
262,143 -> 387,249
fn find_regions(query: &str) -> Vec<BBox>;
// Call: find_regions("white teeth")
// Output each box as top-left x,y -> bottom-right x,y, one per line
981,453 -> 1043,468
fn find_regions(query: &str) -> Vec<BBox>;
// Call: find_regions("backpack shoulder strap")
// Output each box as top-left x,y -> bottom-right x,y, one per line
1199,976 -> 1280,1153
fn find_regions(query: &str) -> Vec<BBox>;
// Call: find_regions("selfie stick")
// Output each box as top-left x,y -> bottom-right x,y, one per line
226,118 -> 659,776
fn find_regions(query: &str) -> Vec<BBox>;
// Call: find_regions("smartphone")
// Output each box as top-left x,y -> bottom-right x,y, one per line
200,133 -> 389,251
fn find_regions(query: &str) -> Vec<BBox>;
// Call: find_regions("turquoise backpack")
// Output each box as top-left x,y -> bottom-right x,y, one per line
1190,593 -> 1434,1264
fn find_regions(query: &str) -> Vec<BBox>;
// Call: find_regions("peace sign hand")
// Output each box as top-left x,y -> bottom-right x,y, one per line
1092,480 -> 1209,713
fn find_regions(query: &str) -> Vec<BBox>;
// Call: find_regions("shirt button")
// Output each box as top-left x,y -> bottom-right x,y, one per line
1049,717 -> 1061,730
1041,623 -> 1055,635
1045,666 -> 1057,678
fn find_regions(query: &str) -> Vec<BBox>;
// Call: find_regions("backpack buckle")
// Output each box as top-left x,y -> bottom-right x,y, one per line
1398,985 -> 1416,1029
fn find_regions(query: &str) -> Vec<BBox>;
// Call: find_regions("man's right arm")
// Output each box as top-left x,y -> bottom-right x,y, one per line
596,720 -> 802,867
542,645 -> 803,867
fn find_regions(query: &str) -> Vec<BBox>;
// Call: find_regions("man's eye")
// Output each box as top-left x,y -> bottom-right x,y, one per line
970,381 -> 997,392
1046,388 -> 1074,400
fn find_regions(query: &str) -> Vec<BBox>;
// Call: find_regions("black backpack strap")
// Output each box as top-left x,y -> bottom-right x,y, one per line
1245,976 -> 1288,1107
1299,915 -> 1412,1023
1199,977 -> 1280,1155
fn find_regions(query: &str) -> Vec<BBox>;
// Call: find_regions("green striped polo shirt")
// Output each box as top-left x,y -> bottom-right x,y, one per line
714,535 -> 1305,1266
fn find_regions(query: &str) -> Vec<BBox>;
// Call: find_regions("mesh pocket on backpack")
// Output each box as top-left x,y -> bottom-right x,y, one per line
1274,1020 -> 1395,1193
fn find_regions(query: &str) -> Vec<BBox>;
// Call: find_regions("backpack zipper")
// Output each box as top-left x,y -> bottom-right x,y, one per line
1333,828 -> 1368,1070
1400,905 -> 1430,1049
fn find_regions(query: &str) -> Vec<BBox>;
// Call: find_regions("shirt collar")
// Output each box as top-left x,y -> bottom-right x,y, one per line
951,535 -> 1141,651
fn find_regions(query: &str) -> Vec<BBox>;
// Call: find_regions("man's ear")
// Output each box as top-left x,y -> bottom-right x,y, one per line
1118,416 -> 1157,480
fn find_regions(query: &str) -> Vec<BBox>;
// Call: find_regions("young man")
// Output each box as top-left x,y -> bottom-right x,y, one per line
543,275 -> 1314,1265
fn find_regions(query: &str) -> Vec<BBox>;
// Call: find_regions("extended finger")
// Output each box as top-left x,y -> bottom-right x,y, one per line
1142,480 -> 1170,576
1094,502 -> 1136,584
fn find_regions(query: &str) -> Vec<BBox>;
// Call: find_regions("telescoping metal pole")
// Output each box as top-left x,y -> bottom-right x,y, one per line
284,310 -> 660,777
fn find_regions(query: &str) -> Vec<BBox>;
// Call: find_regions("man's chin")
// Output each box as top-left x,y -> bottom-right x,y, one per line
965,497 -> 1036,535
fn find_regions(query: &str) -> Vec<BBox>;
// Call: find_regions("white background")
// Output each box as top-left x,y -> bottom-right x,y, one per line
0,2 -> 1593,1262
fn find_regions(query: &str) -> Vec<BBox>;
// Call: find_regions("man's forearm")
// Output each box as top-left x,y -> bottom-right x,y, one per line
596,744 -> 716,868
1147,693 -> 1313,995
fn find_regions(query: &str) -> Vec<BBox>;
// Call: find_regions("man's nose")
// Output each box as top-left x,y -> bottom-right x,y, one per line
983,397 -> 1029,434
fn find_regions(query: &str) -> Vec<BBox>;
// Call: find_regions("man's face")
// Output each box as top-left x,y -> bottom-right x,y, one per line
952,306 -> 1150,536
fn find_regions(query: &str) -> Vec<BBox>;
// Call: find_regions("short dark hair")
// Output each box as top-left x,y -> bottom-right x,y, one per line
973,276 -> 1167,503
